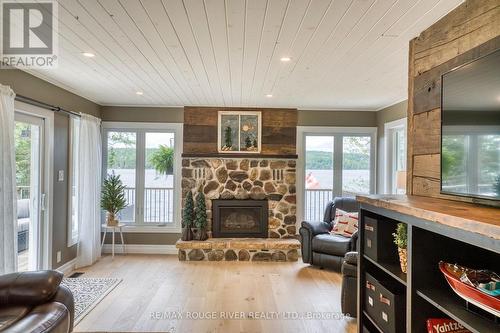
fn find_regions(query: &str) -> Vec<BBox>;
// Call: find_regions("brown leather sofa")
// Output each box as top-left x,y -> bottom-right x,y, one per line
0,270 -> 74,333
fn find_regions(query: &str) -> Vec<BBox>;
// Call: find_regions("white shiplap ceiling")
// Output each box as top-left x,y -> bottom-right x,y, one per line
23,0 -> 463,110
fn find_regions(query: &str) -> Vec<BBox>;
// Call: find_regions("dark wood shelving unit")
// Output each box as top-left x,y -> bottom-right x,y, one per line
357,195 -> 500,333
363,254 -> 407,286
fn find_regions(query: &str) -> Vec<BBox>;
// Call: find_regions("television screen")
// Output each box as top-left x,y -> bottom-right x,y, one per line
441,49 -> 500,200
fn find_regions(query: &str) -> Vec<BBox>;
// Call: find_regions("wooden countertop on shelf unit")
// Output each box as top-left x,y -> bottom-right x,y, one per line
356,195 -> 500,241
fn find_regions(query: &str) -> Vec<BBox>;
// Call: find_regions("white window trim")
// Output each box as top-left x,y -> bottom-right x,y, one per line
384,118 -> 407,194
296,126 -> 377,223
67,117 -> 79,247
101,121 -> 182,233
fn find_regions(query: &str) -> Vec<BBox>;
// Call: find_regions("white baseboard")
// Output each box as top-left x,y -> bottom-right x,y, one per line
55,258 -> 77,276
101,244 -> 177,255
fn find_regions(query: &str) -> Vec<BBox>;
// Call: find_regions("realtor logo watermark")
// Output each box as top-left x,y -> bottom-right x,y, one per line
1,0 -> 58,68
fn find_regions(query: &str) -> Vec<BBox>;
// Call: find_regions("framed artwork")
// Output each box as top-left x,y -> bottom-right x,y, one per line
218,111 -> 261,153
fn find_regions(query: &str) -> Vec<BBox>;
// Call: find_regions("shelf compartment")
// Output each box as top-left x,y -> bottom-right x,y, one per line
412,293 -> 451,333
364,254 -> 407,286
362,310 -> 383,333
416,288 -> 500,333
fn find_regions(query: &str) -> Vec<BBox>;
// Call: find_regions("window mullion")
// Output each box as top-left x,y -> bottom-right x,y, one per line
333,135 -> 343,198
136,130 -> 146,224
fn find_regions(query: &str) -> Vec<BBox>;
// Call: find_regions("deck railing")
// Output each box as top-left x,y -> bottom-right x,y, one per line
16,186 -> 30,200
122,187 -> 174,223
304,189 -> 333,221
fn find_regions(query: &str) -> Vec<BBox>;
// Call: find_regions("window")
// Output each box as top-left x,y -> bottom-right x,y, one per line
442,127 -> 500,197
298,127 -> 377,221
68,117 -> 80,246
102,123 -> 182,231
385,118 -> 407,194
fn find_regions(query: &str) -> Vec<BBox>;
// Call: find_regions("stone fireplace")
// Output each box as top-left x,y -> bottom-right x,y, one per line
177,107 -> 300,261
181,158 -> 297,239
212,199 -> 268,238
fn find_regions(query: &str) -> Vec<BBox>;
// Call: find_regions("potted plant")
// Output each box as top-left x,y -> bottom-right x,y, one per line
181,190 -> 194,241
392,223 -> 408,273
150,145 -> 174,175
101,173 -> 127,226
193,191 -> 208,241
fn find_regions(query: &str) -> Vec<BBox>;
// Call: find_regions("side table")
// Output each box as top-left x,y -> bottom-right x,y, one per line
101,224 -> 125,258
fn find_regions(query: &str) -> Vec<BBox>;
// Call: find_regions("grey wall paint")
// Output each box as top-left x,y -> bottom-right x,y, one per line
0,70 -> 101,117
375,100 -> 408,193
1,69 -> 100,269
101,106 -> 184,123
298,110 -> 377,127
52,114 -> 76,266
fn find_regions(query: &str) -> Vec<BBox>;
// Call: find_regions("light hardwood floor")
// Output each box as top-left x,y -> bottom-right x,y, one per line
74,254 -> 357,333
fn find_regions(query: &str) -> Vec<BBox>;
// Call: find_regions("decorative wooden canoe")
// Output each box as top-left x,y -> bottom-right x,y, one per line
439,261 -> 500,317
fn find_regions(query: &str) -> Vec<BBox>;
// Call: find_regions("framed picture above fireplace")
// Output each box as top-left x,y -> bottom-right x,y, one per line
218,111 -> 261,153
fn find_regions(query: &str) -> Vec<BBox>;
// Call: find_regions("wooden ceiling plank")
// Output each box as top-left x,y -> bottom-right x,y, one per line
183,0 -> 227,106
240,0 -> 267,106
160,0 -> 223,105
248,0 -> 288,106
74,0 -> 183,104
259,0 -> 312,100
204,0 -> 234,106
56,0 -> 161,104
97,0 -> 192,105
116,0 -> 203,105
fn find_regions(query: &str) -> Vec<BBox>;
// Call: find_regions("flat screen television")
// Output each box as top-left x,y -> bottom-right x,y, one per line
441,49 -> 500,200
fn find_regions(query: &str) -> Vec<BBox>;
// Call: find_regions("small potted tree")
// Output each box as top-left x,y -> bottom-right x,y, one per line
101,174 -> 127,226
392,223 -> 408,273
194,191 -> 208,241
181,190 -> 194,241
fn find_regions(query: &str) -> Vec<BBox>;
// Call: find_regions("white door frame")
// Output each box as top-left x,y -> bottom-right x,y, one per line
14,101 -> 54,270
296,126 -> 377,223
383,118 -> 407,194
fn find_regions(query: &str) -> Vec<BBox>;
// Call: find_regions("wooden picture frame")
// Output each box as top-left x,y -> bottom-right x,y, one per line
218,111 -> 261,153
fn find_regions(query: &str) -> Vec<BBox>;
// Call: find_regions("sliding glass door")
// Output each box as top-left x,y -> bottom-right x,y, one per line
14,113 -> 44,271
302,128 -> 376,221
103,124 -> 180,228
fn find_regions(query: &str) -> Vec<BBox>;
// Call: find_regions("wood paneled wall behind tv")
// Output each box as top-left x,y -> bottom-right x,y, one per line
183,107 -> 298,158
407,0 -> 500,206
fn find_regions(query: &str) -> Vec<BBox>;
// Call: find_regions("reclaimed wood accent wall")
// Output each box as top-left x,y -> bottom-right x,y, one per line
183,106 -> 298,157
407,0 -> 500,205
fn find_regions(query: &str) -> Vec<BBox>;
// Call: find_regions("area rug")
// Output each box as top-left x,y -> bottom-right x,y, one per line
61,277 -> 122,325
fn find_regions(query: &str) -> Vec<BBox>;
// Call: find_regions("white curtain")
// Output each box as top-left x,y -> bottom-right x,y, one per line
0,85 -> 17,274
76,113 -> 102,268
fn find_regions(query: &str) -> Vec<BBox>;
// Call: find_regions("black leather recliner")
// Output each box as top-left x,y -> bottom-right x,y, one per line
299,197 -> 360,271
341,251 -> 358,317
0,270 -> 74,333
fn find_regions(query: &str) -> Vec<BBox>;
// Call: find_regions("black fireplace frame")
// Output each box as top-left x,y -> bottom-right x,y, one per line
212,199 -> 268,238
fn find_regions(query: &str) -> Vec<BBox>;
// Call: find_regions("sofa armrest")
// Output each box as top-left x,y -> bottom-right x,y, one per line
344,251 -> 358,266
341,252 -> 358,279
300,220 -> 332,236
0,270 -> 63,307
53,285 -> 74,331
299,221 -> 331,264
350,230 -> 359,252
